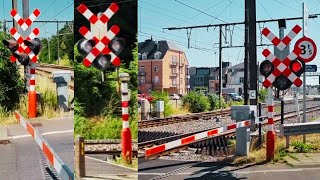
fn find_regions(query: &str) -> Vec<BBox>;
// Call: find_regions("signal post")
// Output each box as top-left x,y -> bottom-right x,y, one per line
76,3 -> 131,164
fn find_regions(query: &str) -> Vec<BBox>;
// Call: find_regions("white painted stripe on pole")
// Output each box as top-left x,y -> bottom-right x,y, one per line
288,73 -> 297,82
268,112 -> 274,118
266,53 -> 276,62
122,107 -> 129,115
106,30 -> 116,40
30,86 -> 35,91
123,121 -> 130,128
121,83 -> 128,92
286,30 -> 297,40
268,124 -> 274,131
122,95 -> 129,102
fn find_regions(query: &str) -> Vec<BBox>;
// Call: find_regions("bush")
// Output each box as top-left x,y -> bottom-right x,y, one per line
259,89 -> 268,102
150,91 -> 173,116
182,91 -> 210,113
0,31 -> 23,110
207,93 -> 227,110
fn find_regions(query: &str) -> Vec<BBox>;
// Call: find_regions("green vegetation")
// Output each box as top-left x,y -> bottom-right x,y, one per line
40,23 -> 73,65
150,91 -> 173,116
0,30 -> 23,111
182,91 -> 210,113
259,89 -> 268,102
74,42 -> 138,140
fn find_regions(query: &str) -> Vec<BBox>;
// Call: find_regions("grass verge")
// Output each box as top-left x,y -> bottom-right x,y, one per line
232,134 -> 320,166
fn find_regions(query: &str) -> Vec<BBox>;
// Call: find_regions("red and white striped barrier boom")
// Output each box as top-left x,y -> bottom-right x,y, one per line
14,112 -> 74,180
145,120 -> 251,157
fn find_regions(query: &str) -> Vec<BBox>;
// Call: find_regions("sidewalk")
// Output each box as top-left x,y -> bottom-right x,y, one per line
284,153 -> 320,167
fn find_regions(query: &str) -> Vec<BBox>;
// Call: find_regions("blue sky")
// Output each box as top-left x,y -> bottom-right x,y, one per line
1,0 -> 74,39
138,0 -> 320,85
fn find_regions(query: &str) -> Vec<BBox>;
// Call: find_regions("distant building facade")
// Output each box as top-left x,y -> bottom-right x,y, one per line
138,38 -> 190,95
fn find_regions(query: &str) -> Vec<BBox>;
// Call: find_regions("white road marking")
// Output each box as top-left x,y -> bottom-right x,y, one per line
85,156 -> 138,171
9,130 -> 74,139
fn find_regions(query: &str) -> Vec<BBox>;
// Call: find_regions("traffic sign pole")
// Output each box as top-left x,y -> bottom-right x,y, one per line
302,2 -> 308,143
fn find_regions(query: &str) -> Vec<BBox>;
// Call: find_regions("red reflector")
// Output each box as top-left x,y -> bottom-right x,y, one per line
291,61 -> 302,73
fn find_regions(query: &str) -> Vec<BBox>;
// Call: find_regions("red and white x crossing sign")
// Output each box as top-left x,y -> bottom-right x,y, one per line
9,9 -> 41,63
77,3 -> 121,67
261,25 -> 303,87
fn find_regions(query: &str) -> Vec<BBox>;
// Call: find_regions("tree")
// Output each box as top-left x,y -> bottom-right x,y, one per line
0,30 -> 23,110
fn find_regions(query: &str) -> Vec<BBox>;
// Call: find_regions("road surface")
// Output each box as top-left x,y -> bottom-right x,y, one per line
0,117 -> 73,180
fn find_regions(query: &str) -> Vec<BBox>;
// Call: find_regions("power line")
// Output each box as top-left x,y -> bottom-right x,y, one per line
257,0 -> 273,20
42,0 -> 58,15
210,0 -> 235,24
176,0 -> 225,26
140,0 -> 211,26
174,0 -> 231,25
273,0 -> 302,13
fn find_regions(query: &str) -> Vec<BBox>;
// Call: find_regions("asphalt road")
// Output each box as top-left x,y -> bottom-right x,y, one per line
138,158 -> 320,180
0,117 -> 73,180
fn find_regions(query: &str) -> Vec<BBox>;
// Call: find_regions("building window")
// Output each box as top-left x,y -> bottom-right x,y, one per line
154,51 -> 162,59
240,77 -> 244,83
140,77 -> 145,84
154,65 -> 159,72
142,52 -> 147,60
171,55 -> 177,65
154,76 -> 159,84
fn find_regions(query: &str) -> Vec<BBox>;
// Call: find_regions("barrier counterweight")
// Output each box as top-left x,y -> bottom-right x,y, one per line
119,73 -> 132,164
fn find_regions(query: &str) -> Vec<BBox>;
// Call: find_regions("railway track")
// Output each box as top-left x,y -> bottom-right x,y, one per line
138,98 -> 315,129
139,105 -> 320,159
36,63 -> 74,90
84,140 -> 138,157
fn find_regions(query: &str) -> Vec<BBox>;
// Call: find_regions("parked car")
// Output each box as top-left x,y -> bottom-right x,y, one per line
226,93 -> 243,101
169,94 -> 180,100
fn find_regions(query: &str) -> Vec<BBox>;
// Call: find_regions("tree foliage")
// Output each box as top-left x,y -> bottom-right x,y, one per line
0,30 -> 23,110
40,22 -> 74,64
182,91 -> 210,113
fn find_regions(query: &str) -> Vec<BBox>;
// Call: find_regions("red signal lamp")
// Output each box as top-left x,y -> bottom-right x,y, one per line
291,60 -> 302,73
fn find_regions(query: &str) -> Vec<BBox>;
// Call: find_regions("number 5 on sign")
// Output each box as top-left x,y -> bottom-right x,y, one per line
295,37 -> 317,63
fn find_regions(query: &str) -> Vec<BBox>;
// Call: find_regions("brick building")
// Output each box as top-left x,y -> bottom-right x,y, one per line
138,38 -> 190,95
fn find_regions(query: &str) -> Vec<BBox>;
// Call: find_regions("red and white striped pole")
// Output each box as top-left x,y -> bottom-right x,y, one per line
266,87 -> 275,161
28,62 -> 37,118
119,73 -> 132,164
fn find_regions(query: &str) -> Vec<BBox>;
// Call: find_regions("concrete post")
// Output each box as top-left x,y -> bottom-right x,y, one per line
236,126 -> 250,156
75,136 -> 85,178
156,101 -> 164,118
52,71 -> 71,111
141,100 -> 148,120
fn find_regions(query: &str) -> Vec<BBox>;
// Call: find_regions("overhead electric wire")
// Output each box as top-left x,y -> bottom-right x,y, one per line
210,0 -> 235,24
273,0 -> 302,13
257,0 -> 273,20
176,0 -> 225,26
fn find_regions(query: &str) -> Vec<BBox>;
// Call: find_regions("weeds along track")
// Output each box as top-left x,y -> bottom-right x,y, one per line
138,104 -> 320,159
36,63 -> 74,90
